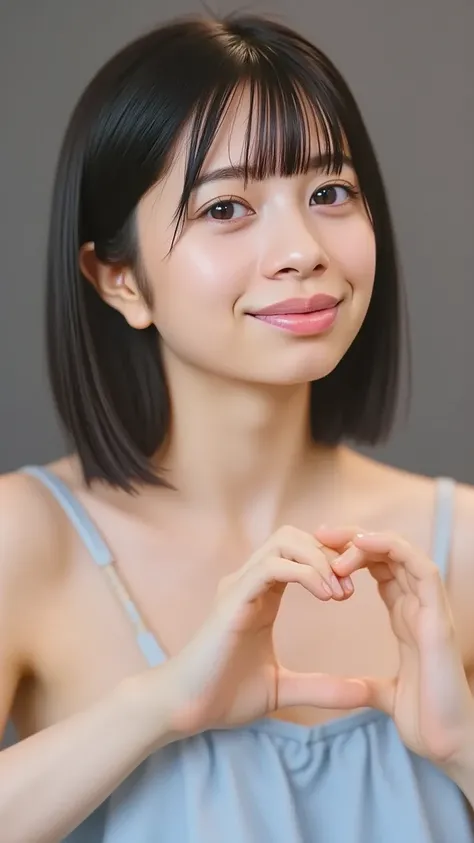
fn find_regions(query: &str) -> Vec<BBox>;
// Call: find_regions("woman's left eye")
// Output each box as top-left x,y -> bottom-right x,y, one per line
310,184 -> 357,206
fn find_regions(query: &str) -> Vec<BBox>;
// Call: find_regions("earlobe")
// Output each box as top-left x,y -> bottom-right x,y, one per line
78,242 -> 153,329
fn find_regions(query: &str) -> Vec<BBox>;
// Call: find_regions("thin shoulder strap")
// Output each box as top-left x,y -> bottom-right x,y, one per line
20,466 -> 166,667
22,466 -> 113,566
432,477 -> 456,580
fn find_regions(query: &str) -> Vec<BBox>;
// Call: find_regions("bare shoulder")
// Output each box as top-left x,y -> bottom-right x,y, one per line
351,449 -> 473,560
346,450 -> 442,544
0,466 -> 77,734
0,468 -> 71,572
0,468 -> 73,663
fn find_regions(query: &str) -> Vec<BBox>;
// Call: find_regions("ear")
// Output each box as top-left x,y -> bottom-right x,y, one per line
79,242 -> 153,330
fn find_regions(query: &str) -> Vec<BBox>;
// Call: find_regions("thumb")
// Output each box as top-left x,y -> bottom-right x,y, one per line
277,669 -> 376,711
361,676 -> 396,716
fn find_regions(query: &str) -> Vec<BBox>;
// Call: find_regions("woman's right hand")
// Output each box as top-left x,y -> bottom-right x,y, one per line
157,525 -> 371,737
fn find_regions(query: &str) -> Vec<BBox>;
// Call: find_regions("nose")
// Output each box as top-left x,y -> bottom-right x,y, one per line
259,213 -> 329,281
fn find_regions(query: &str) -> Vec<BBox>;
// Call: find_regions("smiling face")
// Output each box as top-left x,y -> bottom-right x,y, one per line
106,88 -> 376,387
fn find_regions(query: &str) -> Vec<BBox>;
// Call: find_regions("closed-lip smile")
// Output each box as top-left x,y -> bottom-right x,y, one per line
248,294 -> 342,337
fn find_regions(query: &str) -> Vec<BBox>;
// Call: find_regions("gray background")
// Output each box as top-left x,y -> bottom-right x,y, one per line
1,0 -> 473,482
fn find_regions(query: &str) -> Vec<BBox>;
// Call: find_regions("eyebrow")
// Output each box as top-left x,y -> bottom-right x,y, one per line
191,153 -> 354,191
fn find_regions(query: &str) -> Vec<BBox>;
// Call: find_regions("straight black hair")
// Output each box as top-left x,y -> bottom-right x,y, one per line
46,12 -> 406,491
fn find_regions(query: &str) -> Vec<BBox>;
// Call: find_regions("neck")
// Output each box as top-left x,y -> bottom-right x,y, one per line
157,357 -> 343,537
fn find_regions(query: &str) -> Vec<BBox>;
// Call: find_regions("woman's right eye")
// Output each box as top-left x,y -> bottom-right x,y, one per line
205,199 -> 250,221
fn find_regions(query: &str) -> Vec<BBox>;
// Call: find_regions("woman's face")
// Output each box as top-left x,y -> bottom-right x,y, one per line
135,92 -> 376,386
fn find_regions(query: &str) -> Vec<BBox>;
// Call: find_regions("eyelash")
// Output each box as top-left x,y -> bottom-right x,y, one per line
199,181 -> 360,222
200,194 -> 247,220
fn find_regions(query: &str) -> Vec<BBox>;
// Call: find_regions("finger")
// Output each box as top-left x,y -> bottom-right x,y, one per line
351,532 -> 437,580
313,527 -> 364,594
330,544 -> 413,597
328,544 -> 370,578
377,578 -> 401,611
314,524 -> 363,552
254,526 -> 353,599
277,668 -> 375,711
274,528 -> 349,598
311,541 -> 354,598
359,676 -> 396,716
239,556 -> 337,604
317,527 -> 436,580
297,530 -> 354,598
332,533 -> 445,610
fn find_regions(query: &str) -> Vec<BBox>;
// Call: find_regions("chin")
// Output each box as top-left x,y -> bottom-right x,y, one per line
247,345 -> 350,387
243,360 -> 342,388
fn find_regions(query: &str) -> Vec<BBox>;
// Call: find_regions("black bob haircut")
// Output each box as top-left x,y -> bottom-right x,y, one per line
46,13 -> 405,492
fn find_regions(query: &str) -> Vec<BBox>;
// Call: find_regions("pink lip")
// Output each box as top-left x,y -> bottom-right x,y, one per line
251,294 -> 340,316
252,307 -> 339,336
249,294 -> 341,336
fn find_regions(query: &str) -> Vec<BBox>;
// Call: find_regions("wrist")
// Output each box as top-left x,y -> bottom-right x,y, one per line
117,669 -> 180,756
440,709 -> 474,805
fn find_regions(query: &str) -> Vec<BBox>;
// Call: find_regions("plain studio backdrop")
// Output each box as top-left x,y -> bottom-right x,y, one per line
0,0 -> 473,482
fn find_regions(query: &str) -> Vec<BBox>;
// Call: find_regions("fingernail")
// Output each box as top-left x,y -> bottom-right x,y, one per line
331,575 -> 344,597
342,577 -> 353,593
322,580 -> 333,596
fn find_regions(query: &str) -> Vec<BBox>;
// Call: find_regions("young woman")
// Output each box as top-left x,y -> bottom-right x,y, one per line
1,13 -> 473,843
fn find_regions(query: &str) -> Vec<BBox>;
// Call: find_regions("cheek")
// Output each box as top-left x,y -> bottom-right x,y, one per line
137,183 -> 251,328
184,236 -> 247,300
160,232 -> 252,314
144,232 -> 255,358
328,216 -> 376,291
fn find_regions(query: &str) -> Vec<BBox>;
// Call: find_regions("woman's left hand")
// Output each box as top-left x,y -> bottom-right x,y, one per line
314,526 -> 474,767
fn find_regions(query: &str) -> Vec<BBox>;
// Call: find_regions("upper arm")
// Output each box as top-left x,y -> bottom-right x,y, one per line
446,482 -> 474,679
0,472 -> 68,741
